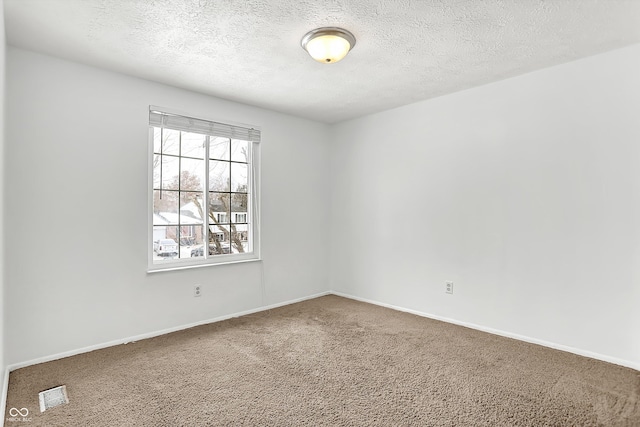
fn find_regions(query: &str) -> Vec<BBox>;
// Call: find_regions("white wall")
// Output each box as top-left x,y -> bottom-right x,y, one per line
0,0 -> 6,384
330,44 -> 640,368
5,47 -> 330,365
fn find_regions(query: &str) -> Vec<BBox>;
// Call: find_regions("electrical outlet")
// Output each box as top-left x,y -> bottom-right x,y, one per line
445,281 -> 453,294
194,285 -> 202,297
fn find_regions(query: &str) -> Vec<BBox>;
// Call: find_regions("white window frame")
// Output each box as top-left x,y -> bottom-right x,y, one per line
147,107 -> 261,272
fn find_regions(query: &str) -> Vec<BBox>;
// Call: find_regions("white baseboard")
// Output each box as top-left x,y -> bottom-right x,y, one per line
331,291 -> 640,372
5,291 -> 330,374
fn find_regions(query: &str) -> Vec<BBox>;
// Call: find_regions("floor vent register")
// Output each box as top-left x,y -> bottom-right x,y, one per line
38,385 -> 69,412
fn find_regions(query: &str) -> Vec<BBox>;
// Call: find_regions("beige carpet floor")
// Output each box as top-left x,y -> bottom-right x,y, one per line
5,295 -> 640,426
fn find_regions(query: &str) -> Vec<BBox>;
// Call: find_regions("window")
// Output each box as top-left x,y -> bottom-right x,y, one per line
148,108 -> 260,271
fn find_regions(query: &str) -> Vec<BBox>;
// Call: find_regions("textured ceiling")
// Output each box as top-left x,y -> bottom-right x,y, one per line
4,0 -> 640,123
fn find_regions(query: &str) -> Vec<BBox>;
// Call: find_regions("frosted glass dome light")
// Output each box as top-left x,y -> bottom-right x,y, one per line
301,27 -> 356,64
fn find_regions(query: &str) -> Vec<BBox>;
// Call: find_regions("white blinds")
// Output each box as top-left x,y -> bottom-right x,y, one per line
149,109 -> 261,143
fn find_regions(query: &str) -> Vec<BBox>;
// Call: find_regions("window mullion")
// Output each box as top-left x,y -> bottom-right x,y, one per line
177,132 -> 182,259
248,142 -> 253,251
228,138 -> 232,245
204,135 -> 210,259
159,127 -> 163,200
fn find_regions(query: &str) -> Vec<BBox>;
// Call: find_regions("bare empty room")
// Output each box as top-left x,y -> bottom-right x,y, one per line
1,1 -> 639,426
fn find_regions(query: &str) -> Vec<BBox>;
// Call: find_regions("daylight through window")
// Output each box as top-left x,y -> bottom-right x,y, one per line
149,108 -> 260,270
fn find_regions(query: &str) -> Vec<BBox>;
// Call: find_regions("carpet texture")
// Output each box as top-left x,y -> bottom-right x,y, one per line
5,295 -> 640,426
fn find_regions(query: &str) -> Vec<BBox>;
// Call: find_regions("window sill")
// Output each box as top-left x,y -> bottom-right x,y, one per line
147,257 -> 261,274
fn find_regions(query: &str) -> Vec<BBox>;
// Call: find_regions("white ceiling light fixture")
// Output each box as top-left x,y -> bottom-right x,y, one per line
301,27 -> 356,64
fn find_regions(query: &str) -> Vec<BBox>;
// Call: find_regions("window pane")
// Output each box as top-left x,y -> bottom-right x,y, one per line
160,129 -> 180,156
153,154 -> 161,188
180,195 -> 204,223
179,192 -> 200,210
230,139 -> 248,162
153,127 -> 162,154
161,156 -> 180,190
231,192 -> 248,223
210,137 -> 230,161
209,224 -> 228,242
232,212 -> 247,224
231,162 -> 248,193
209,192 -> 230,225
188,232 -> 210,258
208,224 -> 231,255
153,190 -> 178,220
230,225 -> 249,254
153,226 -> 179,261
181,132 -> 206,159
180,158 -> 204,191
209,160 -> 230,191
180,195 -> 203,224
179,225 -> 203,258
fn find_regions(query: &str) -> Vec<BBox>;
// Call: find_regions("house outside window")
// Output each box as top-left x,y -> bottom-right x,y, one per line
148,108 -> 260,271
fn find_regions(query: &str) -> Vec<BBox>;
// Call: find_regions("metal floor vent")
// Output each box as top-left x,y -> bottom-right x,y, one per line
38,385 -> 69,412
